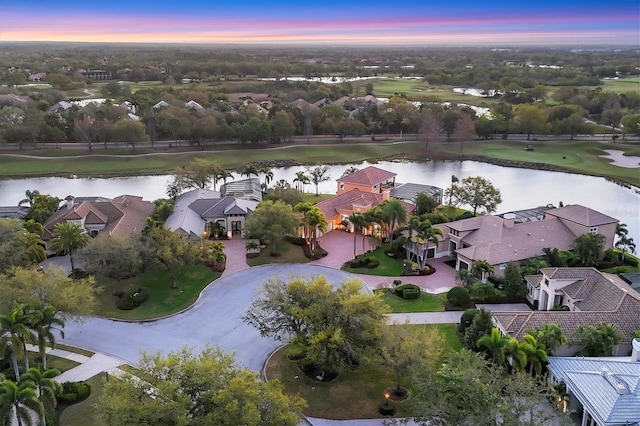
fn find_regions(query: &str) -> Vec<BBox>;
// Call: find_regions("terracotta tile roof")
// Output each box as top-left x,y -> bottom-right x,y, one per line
336,166 -> 396,186
315,189 -> 383,219
493,268 -> 640,343
544,205 -> 618,226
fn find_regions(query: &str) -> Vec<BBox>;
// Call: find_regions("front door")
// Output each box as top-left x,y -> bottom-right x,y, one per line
231,220 -> 242,233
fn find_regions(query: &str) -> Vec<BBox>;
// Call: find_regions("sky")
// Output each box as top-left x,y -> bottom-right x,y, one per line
1,0 -> 639,46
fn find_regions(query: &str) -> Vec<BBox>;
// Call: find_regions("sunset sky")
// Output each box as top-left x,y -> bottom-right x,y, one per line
2,0 -> 639,46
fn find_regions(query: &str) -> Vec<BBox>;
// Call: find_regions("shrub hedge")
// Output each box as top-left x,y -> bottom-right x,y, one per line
116,287 -> 149,310
395,283 -> 421,300
447,286 -> 471,308
349,256 -> 379,268
57,381 -> 91,404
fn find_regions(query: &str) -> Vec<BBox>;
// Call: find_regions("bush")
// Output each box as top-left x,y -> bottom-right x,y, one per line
624,256 -> 639,267
457,308 -> 480,338
393,279 -> 402,286
366,259 -> 379,268
57,381 -> 91,404
299,357 -> 315,374
455,211 -> 475,220
402,288 -> 421,299
116,287 -> 149,311
447,286 -> 471,308
395,284 -> 421,300
112,290 -> 125,299
349,260 -> 362,268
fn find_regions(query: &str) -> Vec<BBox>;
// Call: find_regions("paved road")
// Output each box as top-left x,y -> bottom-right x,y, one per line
60,264 -> 368,371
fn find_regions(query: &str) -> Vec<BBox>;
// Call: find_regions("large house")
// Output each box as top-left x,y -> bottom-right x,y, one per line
42,195 -> 155,249
547,349 -> 640,426
430,205 -> 618,276
165,189 -> 258,240
492,267 -> 640,356
316,166 -> 440,233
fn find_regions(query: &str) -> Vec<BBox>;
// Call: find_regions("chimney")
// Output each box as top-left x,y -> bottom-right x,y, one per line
632,338 -> 640,362
382,188 -> 391,201
65,195 -> 75,210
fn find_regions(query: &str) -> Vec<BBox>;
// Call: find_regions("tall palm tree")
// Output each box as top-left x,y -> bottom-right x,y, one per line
449,175 -> 459,205
215,169 -> 234,190
31,306 -> 65,371
294,202 -> 314,242
0,303 -> 36,381
341,166 -> 358,177
615,222 -> 629,239
240,164 -> 260,188
293,171 -> 309,193
48,222 -> 90,272
520,333 -> 548,376
20,368 -> 61,426
22,232 -> 46,264
260,167 -> 274,189
472,260 -> 494,283
0,379 -> 44,426
413,221 -> 442,270
476,327 -> 509,366
615,235 -> 636,261
348,212 -> 367,258
534,324 -> 566,356
381,199 -> 408,245
306,207 -> 328,255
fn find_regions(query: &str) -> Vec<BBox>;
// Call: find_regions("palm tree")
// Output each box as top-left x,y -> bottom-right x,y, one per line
341,166 -> 358,177
456,269 -> 476,289
448,175 -> 459,205
577,323 -> 622,356
306,166 -> 331,196
22,232 -> 46,264
48,222 -> 91,272
31,306 -> 65,371
472,260 -> 494,283
306,207 -> 328,255
22,220 -> 43,237
0,303 -> 36,381
294,202 -> 314,242
520,333 -> 548,376
615,235 -> 636,261
381,199 -> 408,245
240,164 -> 260,188
0,379 -> 44,426
615,222 -> 629,240
476,327 -> 509,366
293,171 -> 310,193
504,338 -> 527,373
260,167 -> 274,189
348,212 -> 367,258
215,169 -> 234,190
20,367 -> 61,425
534,324 -> 566,355
412,220 -> 442,270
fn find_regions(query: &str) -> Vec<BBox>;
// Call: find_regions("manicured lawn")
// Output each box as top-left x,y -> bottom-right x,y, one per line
376,288 -> 446,313
300,193 -> 334,203
432,139 -> 640,188
246,240 -> 311,266
0,140 -> 422,178
2,354 -> 79,379
54,344 -> 94,358
266,324 -> 461,420
58,373 -> 106,426
342,245 -> 404,276
95,265 -> 219,320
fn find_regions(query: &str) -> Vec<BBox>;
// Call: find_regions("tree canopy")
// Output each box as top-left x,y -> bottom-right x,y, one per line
446,176 -> 502,215
244,200 -> 300,255
96,345 -> 306,426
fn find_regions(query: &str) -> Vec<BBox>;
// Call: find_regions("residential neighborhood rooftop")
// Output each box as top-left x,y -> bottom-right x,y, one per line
336,166 -> 396,186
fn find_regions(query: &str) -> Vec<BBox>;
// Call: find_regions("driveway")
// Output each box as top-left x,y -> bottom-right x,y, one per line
60,264 -> 367,372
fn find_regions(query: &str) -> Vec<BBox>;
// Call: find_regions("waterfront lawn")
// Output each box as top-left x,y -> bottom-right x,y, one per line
246,240 -> 310,266
342,245 -> 404,276
377,288 -> 446,313
435,140 -> 640,188
95,265 -> 218,320
266,324 -> 461,420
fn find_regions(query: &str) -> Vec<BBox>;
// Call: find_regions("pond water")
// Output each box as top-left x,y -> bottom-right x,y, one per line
1,160 -> 638,242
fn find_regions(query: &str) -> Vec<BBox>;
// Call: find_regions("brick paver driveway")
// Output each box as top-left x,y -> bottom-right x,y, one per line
313,230 -> 459,294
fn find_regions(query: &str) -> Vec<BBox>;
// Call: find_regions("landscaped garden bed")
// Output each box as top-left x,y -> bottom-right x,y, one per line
342,245 -> 404,276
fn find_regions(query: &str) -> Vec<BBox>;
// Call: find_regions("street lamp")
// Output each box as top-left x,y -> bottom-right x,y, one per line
378,391 -> 395,416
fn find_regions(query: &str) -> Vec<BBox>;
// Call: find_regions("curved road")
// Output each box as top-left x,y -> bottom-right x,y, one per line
60,264 -> 368,372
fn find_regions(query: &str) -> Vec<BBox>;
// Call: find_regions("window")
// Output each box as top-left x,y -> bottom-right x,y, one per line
589,226 -> 598,234
499,263 -> 507,270
449,229 -> 459,237
339,183 -> 345,190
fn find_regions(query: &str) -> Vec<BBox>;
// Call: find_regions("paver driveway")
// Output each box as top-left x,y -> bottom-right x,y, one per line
60,264 -> 367,372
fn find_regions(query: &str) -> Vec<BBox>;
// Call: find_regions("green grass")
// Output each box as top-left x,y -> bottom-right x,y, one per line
54,344 -> 95,357
0,140 -> 422,178
95,265 -> 218,320
2,353 -> 79,379
377,288 -> 446,313
300,193 -> 334,203
266,324 -> 461,420
598,77 -> 640,93
342,245 -> 404,276
431,139 -> 640,188
57,373 -> 107,426
246,240 -> 310,266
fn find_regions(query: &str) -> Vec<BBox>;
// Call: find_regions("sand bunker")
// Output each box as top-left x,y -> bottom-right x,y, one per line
600,149 -> 640,168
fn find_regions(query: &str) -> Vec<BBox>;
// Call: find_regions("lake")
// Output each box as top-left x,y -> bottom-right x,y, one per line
1,160 -> 638,242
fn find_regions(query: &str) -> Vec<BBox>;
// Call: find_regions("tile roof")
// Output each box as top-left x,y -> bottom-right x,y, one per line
493,268 -> 640,343
454,217 -> 577,265
390,182 -> 443,202
336,166 -> 396,186
315,188 -> 383,219
548,357 -> 640,425
544,205 -> 618,226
